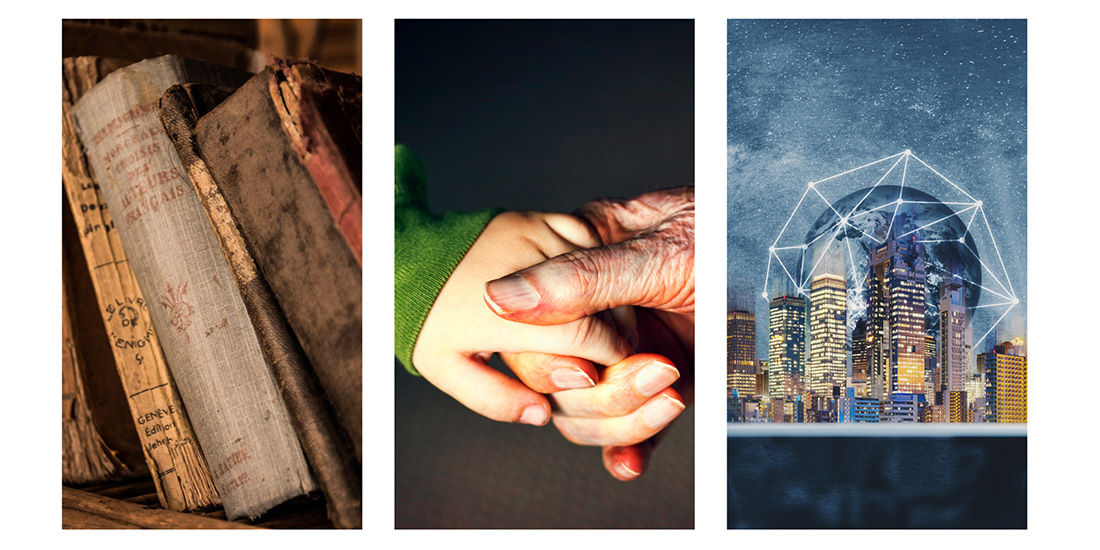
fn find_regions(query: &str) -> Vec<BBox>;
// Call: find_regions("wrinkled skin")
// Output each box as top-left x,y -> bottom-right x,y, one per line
487,188 -> 695,480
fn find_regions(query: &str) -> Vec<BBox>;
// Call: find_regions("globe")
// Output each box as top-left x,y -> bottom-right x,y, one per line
801,185 -> 981,332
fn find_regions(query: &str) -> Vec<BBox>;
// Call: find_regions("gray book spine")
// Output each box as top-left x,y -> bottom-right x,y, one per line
71,55 -> 317,520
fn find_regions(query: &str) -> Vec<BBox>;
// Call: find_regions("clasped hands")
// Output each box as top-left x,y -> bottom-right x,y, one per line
413,187 -> 694,480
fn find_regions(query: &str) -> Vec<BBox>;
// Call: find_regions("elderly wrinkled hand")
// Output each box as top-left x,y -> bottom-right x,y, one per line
486,188 -> 695,481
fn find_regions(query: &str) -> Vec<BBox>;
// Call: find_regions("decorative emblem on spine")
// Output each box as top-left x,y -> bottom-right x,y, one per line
159,281 -> 193,343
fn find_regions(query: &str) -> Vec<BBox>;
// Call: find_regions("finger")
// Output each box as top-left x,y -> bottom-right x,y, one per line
552,389 -> 685,447
539,212 -> 603,250
484,237 -> 694,325
550,353 -> 679,418
418,353 -> 551,426
494,304 -> 635,367
499,352 -> 598,393
603,441 -> 654,481
603,419 -> 673,481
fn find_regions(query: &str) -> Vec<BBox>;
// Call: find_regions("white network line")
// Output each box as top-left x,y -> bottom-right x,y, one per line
763,150 -> 1019,346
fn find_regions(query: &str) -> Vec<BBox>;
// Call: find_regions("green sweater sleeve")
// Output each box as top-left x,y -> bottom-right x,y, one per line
394,145 -> 501,375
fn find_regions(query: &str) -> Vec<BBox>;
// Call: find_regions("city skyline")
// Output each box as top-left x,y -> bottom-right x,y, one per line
728,213 -> 1026,423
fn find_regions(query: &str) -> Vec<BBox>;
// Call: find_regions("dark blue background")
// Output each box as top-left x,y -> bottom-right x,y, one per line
728,436 -> 1027,528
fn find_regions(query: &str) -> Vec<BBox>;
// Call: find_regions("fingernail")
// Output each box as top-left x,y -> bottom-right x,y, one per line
614,462 -> 641,480
642,395 -> 685,429
519,404 -> 548,426
485,275 -> 540,314
552,367 -> 595,389
634,361 -> 679,397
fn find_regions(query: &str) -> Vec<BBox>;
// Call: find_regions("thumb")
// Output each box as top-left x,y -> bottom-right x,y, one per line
484,235 -> 694,325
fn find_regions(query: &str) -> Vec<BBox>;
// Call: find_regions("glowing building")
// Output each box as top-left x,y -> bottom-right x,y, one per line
866,225 -> 927,398
852,317 -> 869,385
755,360 -> 769,396
772,396 -> 786,423
981,340 -> 1028,423
727,310 -> 757,399
768,295 -> 806,398
925,332 -> 938,397
807,273 -> 846,396
949,390 -> 968,423
939,280 -> 972,420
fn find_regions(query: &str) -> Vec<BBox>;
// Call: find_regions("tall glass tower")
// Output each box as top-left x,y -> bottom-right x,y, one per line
807,273 -> 846,396
727,310 -> 757,398
769,295 -> 806,398
866,221 -> 927,398
941,279 -> 968,396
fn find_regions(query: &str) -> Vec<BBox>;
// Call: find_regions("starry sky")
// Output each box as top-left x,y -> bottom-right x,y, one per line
727,19 -> 1027,361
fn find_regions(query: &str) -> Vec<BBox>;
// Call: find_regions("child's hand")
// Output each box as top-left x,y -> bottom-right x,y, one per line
412,211 -> 638,426
504,350 -> 684,438
501,306 -> 690,481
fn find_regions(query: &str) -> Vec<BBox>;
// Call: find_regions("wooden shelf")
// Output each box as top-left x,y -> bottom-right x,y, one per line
62,480 -> 333,529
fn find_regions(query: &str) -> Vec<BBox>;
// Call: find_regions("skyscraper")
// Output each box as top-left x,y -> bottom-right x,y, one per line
866,224 -> 927,398
940,280 -> 972,421
924,332 -> 938,397
949,390 -> 968,423
769,295 -> 806,398
727,310 -> 757,398
852,317 -> 869,385
755,360 -> 769,396
981,340 -> 1028,423
807,273 -> 847,396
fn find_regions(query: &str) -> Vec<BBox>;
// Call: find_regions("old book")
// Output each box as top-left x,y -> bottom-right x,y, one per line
69,54 -> 317,520
183,64 -> 363,462
62,56 -> 219,512
62,214 -> 134,485
268,59 -> 362,264
159,80 -> 361,528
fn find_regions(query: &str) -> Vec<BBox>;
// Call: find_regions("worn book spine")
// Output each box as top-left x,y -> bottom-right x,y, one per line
269,60 -> 362,264
70,55 -> 317,520
159,82 -> 361,529
192,69 -> 363,462
62,56 -> 219,511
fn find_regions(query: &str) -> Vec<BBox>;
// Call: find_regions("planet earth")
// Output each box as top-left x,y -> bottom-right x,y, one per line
801,185 -> 981,333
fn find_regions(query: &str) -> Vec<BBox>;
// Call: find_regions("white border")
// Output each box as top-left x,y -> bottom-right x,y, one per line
6,1 -> 1094,546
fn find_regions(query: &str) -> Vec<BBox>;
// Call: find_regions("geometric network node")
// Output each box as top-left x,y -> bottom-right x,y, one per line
763,150 -> 1018,349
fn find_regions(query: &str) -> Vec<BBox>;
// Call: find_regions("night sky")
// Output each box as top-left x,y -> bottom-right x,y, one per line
727,20 -> 1027,361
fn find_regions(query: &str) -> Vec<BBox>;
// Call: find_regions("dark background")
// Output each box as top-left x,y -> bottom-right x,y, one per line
394,19 -> 694,528
728,436 -> 1027,528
